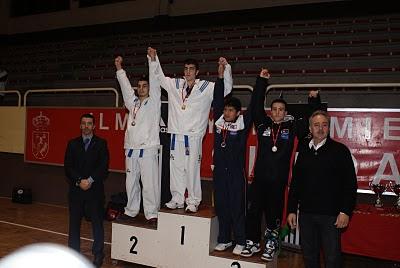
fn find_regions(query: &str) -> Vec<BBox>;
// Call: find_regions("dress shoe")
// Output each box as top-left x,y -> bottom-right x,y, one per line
93,254 -> 104,268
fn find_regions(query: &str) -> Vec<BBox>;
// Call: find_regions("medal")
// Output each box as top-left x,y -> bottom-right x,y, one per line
181,83 -> 193,111
220,122 -> 231,149
131,100 -> 141,126
271,123 -> 281,153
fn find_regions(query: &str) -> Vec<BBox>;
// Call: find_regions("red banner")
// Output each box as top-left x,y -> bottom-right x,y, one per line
25,107 -> 400,190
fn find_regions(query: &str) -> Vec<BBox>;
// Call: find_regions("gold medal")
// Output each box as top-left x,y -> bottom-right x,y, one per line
182,104 -> 186,110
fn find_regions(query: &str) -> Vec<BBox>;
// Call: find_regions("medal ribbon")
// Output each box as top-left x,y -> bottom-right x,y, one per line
221,122 -> 231,146
271,123 -> 281,149
181,82 -> 193,107
131,99 -> 141,124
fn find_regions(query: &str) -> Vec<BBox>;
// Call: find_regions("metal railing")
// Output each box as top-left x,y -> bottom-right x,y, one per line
267,83 -> 400,92
0,90 -> 22,107
23,88 -> 119,107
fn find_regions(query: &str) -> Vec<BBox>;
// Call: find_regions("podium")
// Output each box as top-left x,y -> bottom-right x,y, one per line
112,206 -> 276,268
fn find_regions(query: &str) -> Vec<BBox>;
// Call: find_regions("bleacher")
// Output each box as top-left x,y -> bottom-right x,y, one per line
1,12 -> 400,107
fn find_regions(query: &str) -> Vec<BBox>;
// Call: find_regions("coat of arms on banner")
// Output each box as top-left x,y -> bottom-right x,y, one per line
32,112 -> 50,159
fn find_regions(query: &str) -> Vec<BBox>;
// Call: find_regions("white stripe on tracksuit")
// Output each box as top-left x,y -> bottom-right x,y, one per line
124,148 -> 160,219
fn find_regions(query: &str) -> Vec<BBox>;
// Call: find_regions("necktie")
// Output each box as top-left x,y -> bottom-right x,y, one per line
84,138 -> 90,151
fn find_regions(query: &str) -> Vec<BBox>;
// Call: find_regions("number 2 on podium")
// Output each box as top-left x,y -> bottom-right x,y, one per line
129,236 -> 138,254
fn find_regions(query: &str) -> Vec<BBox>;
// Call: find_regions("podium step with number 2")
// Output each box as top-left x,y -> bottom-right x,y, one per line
111,207 -> 275,268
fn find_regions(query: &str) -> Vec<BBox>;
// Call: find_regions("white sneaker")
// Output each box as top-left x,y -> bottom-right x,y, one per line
240,240 -> 261,257
165,200 -> 184,209
232,244 -> 245,255
185,204 -> 198,213
214,242 -> 233,251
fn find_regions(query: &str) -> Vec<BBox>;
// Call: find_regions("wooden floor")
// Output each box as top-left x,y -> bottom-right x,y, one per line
0,197 -> 398,268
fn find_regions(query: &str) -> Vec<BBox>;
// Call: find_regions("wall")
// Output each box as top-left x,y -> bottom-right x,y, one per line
0,107 -> 25,153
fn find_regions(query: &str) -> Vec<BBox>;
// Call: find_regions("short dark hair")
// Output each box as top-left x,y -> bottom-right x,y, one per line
184,58 -> 199,70
270,98 -> 287,110
80,113 -> 95,124
224,96 -> 241,112
138,74 -> 149,83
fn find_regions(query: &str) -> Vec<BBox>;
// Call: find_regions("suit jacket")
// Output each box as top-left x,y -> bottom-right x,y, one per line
64,135 -> 109,200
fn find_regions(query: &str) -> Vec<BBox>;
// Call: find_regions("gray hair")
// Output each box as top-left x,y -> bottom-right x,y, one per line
309,110 -> 330,126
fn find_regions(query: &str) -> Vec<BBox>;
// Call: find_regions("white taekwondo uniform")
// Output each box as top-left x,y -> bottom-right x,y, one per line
149,55 -> 232,207
117,60 -> 161,219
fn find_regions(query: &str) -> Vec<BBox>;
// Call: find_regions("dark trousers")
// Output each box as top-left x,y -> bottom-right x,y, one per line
214,167 -> 246,246
245,178 -> 286,242
68,196 -> 105,258
299,213 -> 343,268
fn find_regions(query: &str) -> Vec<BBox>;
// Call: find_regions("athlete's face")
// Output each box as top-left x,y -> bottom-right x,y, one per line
271,102 -> 287,123
137,80 -> 149,99
80,117 -> 95,136
184,64 -> 199,83
223,106 -> 240,122
309,114 -> 329,144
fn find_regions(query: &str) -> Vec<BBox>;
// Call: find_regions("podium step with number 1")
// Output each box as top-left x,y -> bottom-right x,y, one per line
111,206 -> 275,268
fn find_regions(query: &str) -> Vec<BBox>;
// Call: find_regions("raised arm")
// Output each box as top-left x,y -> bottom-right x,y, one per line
212,58 -> 226,121
295,90 -> 322,140
147,55 -> 161,103
147,47 -> 175,92
252,68 -> 270,129
223,61 -> 233,96
115,56 -> 137,111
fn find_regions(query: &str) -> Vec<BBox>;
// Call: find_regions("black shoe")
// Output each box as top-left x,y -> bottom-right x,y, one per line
93,254 -> 104,268
147,218 -> 158,226
117,213 -> 135,221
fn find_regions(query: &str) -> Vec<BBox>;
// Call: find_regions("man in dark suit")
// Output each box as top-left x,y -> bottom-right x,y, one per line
64,113 -> 109,267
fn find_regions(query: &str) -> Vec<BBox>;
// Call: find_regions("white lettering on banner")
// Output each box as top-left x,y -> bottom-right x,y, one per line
115,113 -> 128,130
373,153 -> 400,184
330,116 -> 352,139
351,153 -> 358,174
384,118 -> 400,140
99,113 -> 109,130
364,117 -> 372,140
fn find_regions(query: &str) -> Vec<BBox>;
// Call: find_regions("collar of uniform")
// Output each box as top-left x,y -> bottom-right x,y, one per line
309,138 -> 327,151
215,114 -> 245,131
182,78 -> 200,88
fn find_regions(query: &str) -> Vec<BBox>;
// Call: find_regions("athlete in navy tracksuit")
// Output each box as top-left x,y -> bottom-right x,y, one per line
241,69 -> 321,261
212,70 -> 255,255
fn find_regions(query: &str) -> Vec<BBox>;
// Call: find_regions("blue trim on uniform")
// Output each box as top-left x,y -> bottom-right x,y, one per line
171,134 -> 176,150
199,81 -> 209,93
139,149 -> 144,158
184,135 -> 190,155
175,78 -> 180,90
127,149 -> 133,157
